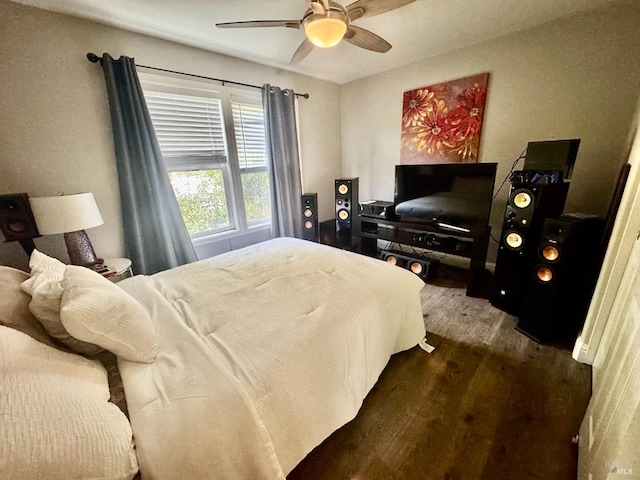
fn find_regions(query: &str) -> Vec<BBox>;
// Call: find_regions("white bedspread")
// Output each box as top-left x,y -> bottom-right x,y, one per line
117,238 -> 426,479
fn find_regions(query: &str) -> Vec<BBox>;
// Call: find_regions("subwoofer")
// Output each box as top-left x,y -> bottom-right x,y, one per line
489,181 -> 569,315
301,193 -> 318,242
380,250 -> 439,281
516,215 -> 605,343
0,193 -> 40,242
335,178 -> 359,232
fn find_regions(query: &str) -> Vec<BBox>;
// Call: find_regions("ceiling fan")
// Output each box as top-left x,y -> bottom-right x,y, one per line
216,0 -> 417,64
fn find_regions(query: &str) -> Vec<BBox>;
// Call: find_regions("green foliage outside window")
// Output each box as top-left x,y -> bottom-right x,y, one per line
169,170 -> 229,235
242,172 -> 271,223
169,169 -> 271,235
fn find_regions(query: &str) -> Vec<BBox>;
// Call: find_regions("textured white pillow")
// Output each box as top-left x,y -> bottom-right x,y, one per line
20,250 -> 102,355
0,265 -> 57,347
61,265 -> 157,363
0,325 -> 139,480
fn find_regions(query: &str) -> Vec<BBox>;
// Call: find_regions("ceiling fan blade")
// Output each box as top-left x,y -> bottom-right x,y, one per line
290,38 -> 315,64
345,0 -> 416,20
348,7 -> 365,21
216,20 -> 301,29
343,25 -> 391,53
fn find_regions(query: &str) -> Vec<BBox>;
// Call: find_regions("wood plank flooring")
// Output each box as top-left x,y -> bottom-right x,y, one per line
288,266 -> 591,480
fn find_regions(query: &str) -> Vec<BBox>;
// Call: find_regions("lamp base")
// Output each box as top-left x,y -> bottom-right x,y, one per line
64,230 -> 101,266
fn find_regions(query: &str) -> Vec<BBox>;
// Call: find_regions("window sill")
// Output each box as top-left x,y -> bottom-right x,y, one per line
191,223 -> 271,246
192,224 -> 273,260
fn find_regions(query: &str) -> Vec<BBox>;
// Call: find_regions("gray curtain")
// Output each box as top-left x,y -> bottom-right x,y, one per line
99,54 -> 197,274
262,85 -> 303,238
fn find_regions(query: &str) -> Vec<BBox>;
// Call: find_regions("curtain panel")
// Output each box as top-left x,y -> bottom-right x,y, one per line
99,54 -> 197,274
262,85 -> 303,239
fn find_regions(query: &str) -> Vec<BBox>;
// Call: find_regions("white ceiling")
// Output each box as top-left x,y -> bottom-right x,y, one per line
10,0 -> 634,84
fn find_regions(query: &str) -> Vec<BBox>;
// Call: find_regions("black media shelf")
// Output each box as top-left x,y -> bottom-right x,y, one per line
358,215 -> 490,298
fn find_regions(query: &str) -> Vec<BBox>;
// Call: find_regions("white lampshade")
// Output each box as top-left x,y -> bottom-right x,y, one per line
304,15 -> 347,48
29,193 -> 104,235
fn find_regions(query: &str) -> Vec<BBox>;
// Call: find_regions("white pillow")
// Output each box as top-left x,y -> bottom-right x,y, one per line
61,265 -> 157,363
0,265 -> 57,347
20,250 -> 102,356
0,325 -> 139,480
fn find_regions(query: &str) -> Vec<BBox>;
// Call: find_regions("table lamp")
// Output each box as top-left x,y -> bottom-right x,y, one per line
29,193 -> 104,266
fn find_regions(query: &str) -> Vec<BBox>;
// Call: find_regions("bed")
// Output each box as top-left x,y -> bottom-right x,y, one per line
0,237 -> 426,479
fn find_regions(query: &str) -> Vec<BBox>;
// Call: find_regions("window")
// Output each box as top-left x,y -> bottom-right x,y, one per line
141,75 -> 271,239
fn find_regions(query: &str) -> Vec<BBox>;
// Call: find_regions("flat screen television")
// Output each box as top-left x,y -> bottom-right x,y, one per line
394,163 -> 497,232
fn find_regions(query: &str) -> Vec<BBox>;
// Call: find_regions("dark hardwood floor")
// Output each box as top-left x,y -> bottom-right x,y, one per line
288,265 -> 591,480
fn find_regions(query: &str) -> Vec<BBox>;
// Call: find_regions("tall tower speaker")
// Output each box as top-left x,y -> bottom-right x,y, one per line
301,193 -> 318,242
335,178 -> 359,249
335,178 -> 359,231
489,179 -> 569,315
516,215 -> 605,343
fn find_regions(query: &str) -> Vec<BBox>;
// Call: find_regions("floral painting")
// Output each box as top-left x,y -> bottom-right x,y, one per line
400,72 -> 489,164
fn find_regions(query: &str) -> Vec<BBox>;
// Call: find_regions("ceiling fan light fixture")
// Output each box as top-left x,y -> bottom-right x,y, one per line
303,14 -> 347,48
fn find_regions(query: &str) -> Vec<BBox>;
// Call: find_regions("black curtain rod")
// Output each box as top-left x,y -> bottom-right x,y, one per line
86,52 -> 309,99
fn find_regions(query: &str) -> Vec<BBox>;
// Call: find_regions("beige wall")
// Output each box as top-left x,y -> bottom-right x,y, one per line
340,3 -> 640,263
0,0 -> 342,270
2,1 -> 640,270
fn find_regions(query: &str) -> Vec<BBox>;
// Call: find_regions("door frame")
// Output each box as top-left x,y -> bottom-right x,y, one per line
573,100 -> 640,369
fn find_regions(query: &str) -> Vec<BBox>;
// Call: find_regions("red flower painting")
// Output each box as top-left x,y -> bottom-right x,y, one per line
400,73 -> 489,164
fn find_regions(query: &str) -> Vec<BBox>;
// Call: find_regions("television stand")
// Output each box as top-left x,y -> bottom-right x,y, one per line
358,216 -> 490,297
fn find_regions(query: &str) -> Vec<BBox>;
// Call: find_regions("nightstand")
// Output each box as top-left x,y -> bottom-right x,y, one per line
103,258 -> 133,283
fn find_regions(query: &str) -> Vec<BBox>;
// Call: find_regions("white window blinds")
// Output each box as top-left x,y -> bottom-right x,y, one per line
144,90 -> 228,166
232,100 -> 267,169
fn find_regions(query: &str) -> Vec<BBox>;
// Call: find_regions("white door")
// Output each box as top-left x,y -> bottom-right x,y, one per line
578,231 -> 640,479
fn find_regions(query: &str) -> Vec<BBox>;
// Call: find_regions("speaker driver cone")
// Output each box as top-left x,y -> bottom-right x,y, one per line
512,191 -> 532,209
535,266 -> 554,283
385,256 -> 397,265
338,209 -> 349,221
337,184 -> 349,195
410,262 -> 423,274
304,220 -> 313,230
8,221 -> 27,233
303,208 -> 313,218
505,231 -> 524,250
541,244 -> 560,262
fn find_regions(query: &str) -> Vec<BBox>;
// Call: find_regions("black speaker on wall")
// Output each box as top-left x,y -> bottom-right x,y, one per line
0,193 -> 40,242
301,193 -> 319,242
489,179 -> 569,315
516,215 -> 605,343
0,193 -> 40,256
